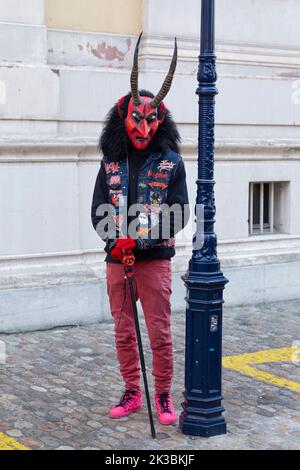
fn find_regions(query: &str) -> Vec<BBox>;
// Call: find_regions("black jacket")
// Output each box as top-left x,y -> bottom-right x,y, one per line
91,147 -> 189,263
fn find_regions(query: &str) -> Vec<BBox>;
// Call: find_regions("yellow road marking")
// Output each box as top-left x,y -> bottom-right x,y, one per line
223,347 -> 300,393
0,432 -> 29,451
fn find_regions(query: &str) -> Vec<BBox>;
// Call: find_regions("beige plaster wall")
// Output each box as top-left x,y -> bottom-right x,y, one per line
45,0 -> 141,34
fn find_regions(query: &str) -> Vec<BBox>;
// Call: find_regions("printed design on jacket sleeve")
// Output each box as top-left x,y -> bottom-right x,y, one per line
157,160 -> 176,172
105,162 -> 120,174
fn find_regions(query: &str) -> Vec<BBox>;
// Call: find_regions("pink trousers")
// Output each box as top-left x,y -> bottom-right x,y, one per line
106,259 -> 173,393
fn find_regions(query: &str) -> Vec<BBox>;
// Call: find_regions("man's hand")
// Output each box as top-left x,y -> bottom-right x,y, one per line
110,237 -> 136,262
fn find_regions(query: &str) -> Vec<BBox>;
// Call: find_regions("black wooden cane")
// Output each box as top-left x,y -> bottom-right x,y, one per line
123,252 -> 156,439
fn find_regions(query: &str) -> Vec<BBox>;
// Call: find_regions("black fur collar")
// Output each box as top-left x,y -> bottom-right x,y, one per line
99,90 -> 181,162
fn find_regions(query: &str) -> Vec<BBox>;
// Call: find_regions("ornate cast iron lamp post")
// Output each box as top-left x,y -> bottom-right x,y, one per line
179,0 -> 228,437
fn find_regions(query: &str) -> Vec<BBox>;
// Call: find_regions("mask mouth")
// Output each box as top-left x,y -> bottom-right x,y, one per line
135,137 -> 148,142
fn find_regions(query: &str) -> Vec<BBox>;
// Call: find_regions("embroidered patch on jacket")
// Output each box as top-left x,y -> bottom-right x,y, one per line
150,212 -> 159,226
113,214 -> 124,228
157,160 -> 176,172
137,226 -> 151,238
150,190 -> 162,205
137,212 -> 151,238
111,194 -> 119,207
147,170 -> 169,179
148,181 -> 168,190
109,189 -> 123,207
109,175 -> 121,186
145,203 -> 161,214
138,213 -> 149,226
105,162 -> 120,174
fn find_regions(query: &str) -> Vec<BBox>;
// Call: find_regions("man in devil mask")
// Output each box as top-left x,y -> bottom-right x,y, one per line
91,34 -> 189,425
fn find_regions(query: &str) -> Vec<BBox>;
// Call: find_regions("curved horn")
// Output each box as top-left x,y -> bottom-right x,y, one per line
130,32 -> 143,106
150,38 -> 178,109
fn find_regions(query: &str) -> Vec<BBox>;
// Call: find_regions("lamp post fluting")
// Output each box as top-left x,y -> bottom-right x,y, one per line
179,0 -> 228,437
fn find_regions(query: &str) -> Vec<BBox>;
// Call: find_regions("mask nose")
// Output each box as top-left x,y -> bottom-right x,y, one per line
136,119 -> 149,138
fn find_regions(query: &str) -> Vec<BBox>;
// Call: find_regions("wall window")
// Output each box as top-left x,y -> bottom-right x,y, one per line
248,182 -> 290,235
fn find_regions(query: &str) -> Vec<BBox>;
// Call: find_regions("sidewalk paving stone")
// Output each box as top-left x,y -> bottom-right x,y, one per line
0,300 -> 299,450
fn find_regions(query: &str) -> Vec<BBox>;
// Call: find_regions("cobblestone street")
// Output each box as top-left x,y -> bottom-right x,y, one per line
0,300 -> 299,450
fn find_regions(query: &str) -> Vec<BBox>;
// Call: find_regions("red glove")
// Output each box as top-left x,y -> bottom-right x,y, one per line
111,237 -> 136,262
115,238 -> 136,251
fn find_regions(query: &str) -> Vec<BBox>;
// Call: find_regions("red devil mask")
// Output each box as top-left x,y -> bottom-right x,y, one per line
124,96 -> 166,150
119,32 -> 177,151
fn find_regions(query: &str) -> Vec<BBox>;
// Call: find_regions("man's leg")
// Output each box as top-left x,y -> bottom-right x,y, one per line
106,262 -> 140,390
135,259 -> 173,393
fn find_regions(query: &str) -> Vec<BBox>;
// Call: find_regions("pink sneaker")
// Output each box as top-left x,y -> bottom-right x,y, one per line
109,389 -> 142,419
155,391 -> 177,425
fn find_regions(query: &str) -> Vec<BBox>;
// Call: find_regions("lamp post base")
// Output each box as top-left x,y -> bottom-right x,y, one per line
179,261 -> 228,437
180,390 -> 226,437
179,413 -> 227,438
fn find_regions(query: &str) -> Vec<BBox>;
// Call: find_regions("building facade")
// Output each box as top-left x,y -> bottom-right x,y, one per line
1,0 -> 300,332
